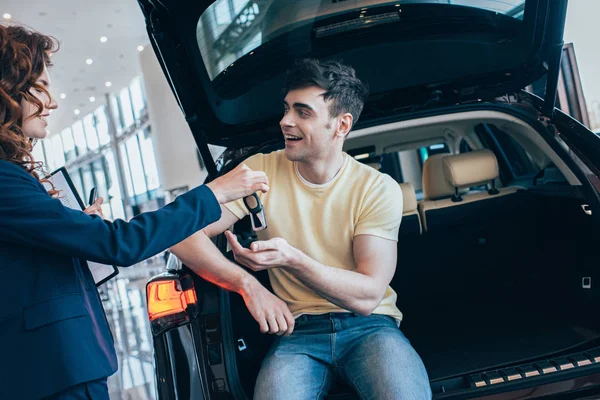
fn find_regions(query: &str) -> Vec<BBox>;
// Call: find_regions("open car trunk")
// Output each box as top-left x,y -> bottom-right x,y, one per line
224,162 -> 600,399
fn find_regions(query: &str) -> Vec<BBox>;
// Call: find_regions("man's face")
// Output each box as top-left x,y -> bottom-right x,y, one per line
280,86 -> 339,163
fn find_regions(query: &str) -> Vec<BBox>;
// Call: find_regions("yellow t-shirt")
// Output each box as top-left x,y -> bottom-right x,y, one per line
224,150 -> 404,322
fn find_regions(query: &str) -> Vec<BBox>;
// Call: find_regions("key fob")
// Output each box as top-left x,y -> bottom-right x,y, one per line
243,193 -> 267,231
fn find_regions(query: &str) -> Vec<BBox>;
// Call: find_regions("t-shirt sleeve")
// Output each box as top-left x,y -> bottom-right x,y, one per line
223,153 -> 266,220
354,174 -> 404,241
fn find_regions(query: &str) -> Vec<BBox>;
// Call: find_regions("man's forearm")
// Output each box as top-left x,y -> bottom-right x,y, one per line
170,231 -> 257,296
286,251 -> 383,315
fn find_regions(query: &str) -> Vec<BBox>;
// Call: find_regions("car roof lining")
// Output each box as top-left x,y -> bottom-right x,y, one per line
344,110 -> 581,186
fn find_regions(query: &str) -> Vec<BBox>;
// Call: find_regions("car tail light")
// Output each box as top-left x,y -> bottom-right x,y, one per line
146,273 -> 199,336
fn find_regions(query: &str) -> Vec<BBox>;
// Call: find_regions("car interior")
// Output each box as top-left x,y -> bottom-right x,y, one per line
220,109 -> 600,398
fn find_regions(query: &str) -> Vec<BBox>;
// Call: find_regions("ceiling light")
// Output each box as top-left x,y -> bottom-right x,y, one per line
89,96 -> 96,102
100,36 -> 107,43
74,109 -> 80,115
86,58 -> 93,65
3,13 -> 11,20
105,81 -> 112,87
59,93 -> 66,99
137,45 -> 144,52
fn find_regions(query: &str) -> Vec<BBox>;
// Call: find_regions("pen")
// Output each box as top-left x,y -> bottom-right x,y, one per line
88,187 -> 98,206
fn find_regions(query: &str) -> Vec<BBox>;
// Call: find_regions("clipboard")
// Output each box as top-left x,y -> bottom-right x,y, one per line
47,167 -> 120,286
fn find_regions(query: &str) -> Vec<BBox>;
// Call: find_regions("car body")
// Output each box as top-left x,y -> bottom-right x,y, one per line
137,0 -> 600,398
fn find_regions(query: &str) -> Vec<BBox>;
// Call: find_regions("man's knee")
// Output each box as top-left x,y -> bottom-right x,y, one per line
344,329 -> 431,399
254,353 -> 331,400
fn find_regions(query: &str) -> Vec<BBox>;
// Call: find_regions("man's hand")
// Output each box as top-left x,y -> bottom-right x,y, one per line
84,197 -> 107,220
225,231 -> 301,272
206,163 -> 269,204
241,279 -> 295,336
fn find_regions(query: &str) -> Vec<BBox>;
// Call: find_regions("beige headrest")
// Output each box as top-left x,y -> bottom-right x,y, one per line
422,154 -> 456,200
399,182 -> 417,213
442,149 -> 499,188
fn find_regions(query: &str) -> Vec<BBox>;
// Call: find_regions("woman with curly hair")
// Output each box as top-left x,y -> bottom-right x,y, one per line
0,24 -> 269,400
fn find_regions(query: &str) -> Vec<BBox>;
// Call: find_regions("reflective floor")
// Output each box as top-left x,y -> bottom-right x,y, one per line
102,256 -> 166,400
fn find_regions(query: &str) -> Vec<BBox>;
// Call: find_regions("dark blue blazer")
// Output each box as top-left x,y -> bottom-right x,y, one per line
0,160 -> 221,399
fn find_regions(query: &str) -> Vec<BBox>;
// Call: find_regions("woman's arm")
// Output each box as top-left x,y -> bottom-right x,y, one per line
0,165 -> 221,267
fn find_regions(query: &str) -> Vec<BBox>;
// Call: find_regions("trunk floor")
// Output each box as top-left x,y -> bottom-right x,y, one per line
404,308 -> 600,381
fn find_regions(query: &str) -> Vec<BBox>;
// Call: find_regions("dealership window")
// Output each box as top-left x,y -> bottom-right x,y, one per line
51,135 -> 66,168
83,114 -> 100,151
62,128 -> 77,163
72,120 -> 88,156
95,106 -> 111,146
130,77 -> 146,120
40,76 -> 161,218
119,87 -> 135,129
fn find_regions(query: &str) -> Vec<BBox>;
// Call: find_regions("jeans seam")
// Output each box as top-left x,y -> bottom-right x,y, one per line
344,368 -> 368,400
316,368 -> 330,400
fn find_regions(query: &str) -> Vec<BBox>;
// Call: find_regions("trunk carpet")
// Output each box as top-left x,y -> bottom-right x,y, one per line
404,306 -> 600,381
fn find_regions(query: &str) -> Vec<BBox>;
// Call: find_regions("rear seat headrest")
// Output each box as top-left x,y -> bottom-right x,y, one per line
399,182 -> 417,214
442,149 -> 499,189
422,154 -> 458,200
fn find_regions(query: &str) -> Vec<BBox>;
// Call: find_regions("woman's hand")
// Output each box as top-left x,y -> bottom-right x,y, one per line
206,163 -> 269,204
84,197 -> 107,219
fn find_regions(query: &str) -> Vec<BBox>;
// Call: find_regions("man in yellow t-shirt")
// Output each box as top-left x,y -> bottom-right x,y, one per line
171,59 -> 431,399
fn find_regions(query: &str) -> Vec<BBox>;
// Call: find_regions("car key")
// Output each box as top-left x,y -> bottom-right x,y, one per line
243,193 -> 267,231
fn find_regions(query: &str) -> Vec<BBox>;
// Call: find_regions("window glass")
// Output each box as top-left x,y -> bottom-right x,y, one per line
51,135 -> 65,168
91,160 -> 112,219
80,164 -> 94,196
71,120 -> 88,156
119,88 -> 135,128
130,77 -> 146,119
70,169 -> 84,198
61,128 -> 77,162
119,143 -> 135,198
139,130 -> 160,191
95,106 -> 111,145
31,143 -> 45,166
214,0 -> 232,26
110,95 -> 123,135
233,0 -> 248,15
487,125 -> 539,178
198,0 -> 525,80
42,140 -> 56,171
418,143 -> 450,166
104,151 -> 126,220
83,114 -> 100,151
125,135 -> 148,196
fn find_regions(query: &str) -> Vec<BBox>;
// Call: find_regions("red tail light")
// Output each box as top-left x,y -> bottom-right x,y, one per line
147,278 -> 197,321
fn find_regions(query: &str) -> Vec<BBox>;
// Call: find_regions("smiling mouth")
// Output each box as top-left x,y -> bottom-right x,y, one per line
284,134 -> 302,141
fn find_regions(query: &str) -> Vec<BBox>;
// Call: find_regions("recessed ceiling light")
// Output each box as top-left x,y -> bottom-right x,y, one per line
86,58 -> 93,65
89,96 -> 96,102
3,13 -> 11,20
105,81 -> 112,87
74,109 -> 80,115
137,45 -> 144,52
59,93 -> 66,99
100,36 -> 107,43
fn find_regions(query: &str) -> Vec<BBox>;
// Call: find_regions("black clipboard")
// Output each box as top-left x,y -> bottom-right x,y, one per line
49,167 -> 120,286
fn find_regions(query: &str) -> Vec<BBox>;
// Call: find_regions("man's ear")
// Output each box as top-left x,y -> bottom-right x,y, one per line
335,113 -> 353,139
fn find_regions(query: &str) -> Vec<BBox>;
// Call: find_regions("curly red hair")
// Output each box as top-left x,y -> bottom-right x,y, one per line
0,24 -> 59,192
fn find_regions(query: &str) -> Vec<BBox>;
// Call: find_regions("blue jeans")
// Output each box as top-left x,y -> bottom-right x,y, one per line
254,313 -> 431,400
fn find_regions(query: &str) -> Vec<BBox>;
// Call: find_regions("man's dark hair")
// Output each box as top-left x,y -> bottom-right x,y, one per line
284,58 -> 369,128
